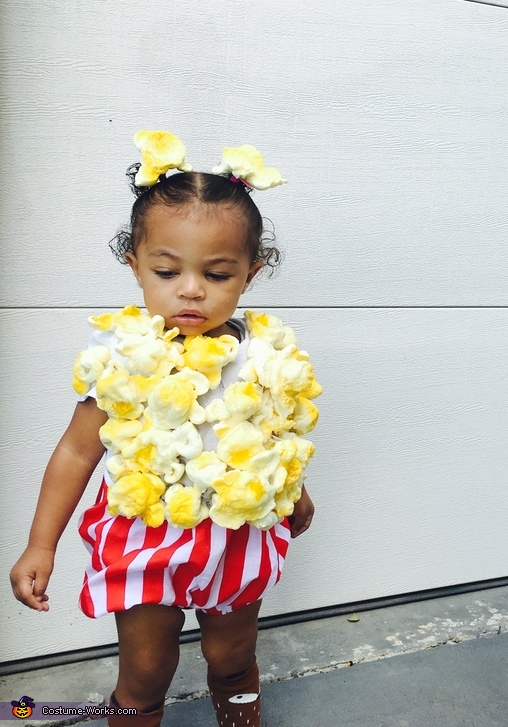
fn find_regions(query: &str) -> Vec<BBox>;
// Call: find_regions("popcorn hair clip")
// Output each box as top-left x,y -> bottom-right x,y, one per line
133,130 -> 287,191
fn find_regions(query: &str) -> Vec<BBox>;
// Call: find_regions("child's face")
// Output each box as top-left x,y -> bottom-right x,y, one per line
126,203 -> 263,337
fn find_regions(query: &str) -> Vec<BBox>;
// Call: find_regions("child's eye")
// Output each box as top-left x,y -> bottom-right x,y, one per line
206,272 -> 232,281
155,270 -> 177,279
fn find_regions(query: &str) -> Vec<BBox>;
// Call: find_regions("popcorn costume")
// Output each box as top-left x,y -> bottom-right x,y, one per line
74,306 -> 321,618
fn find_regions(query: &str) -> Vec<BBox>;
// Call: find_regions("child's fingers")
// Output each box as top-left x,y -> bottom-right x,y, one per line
10,549 -> 54,611
11,574 -> 48,611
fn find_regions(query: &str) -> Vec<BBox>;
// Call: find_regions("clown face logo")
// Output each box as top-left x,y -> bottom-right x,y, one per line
11,696 -> 35,719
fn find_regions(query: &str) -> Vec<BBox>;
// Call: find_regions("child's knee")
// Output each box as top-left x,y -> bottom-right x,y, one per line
201,638 -> 257,676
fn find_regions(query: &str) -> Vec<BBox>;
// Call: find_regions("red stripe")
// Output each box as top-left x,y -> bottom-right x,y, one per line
272,518 -> 290,561
171,519 -> 213,606
78,574 -> 95,618
215,524 -> 250,605
78,481 -> 108,550
102,517 -> 138,612
232,533 -> 268,607
141,528 -> 193,604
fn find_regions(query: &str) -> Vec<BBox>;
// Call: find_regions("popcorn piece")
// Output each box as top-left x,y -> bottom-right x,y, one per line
181,335 -> 239,389
241,341 -> 322,417
248,510 -> 282,530
210,382 -> 264,430
99,417 -> 144,455
138,421 -> 204,474
289,395 -> 320,435
134,130 -> 192,187
147,369 -> 209,430
107,472 -> 166,527
209,470 -> 275,529
279,432 -> 315,470
244,311 -> 296,349
216,422 -> 265,469
89,306 -> 153,335
164,484 -> 209,528
72,346 -> 111,395
95,361 -> 155,420
185,452 -> 227,492
223,381 -> 263,421
211,145 -> 287,190
249,389 -> 293,439
274,477 -> 304,518
105,454 -> 141,482
116,317 -> 183,374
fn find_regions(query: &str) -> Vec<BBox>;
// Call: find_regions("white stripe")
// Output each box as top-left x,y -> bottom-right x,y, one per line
122,521 -> 153,610
190,524 -> 226,596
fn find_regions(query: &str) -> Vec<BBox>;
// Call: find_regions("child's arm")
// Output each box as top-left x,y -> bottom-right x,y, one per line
288,485 -> 315,538
10,397 -> 108,611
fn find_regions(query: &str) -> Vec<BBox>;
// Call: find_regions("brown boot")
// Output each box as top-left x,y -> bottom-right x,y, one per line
207,659 -> 262,727
107,692 -> 164,727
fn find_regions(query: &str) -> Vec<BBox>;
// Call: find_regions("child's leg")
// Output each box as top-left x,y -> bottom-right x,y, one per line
113,603 -> 185,711
197,600 -> 262,727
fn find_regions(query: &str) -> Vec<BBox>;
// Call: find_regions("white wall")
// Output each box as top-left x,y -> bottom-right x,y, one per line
2,0 -> 508,662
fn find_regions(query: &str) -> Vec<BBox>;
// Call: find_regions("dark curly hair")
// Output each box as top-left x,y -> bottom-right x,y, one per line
109,165 -> 281,272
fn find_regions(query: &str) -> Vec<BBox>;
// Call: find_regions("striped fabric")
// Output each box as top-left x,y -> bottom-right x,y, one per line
78,480 -> 291,618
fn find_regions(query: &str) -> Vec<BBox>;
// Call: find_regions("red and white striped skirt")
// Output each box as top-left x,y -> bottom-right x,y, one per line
78,480 -> 291,618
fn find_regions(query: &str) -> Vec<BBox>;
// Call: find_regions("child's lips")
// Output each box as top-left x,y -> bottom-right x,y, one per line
174,310 -> 207,326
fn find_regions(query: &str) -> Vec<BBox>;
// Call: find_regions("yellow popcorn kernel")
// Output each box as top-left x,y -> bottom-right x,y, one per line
272,438 -> 298,467
216,422 -> 264,469
280,432 -> 315,469
107,472 -> 166,524
117,337 -> 170,374
274,479 -> 303,518
142,501 -> 166,528
72,346 -> 111,395
223,381 -> 263,420
249,390 -> 293,439
89,306 -> 150,334
284,458 -> 303,487
134,130 -> 192,187
185,452 -> 227,492
139,421 -> 204,466
247,448 -> 281,479
290,396 -> 320,435
204,399 -> 230,423
248,511 -> 282,530
209,470 -> 274,529
148,373 -> 206,430
99,418 -> 144,454
164,484 -> 208,528
244,311 -> 296,349
181,335 -> 238,389
95,362 -> 149,420
303,376 -> 323,400
106,454 -> 142,482
105,454 -> 127,481
130,443 -> 156,471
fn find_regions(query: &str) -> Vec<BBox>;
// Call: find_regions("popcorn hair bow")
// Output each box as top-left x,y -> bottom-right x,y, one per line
212,144 -> 287,191
132,130 -> 286,191
133,130 -> 192,187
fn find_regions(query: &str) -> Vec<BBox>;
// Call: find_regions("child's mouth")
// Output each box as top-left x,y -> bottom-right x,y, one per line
174,311 -> 207,326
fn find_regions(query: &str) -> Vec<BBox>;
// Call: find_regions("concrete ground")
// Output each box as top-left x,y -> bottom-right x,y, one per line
2,585 -> 508,726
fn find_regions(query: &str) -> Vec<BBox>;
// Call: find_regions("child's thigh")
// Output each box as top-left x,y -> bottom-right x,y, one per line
196,600 -> 261,675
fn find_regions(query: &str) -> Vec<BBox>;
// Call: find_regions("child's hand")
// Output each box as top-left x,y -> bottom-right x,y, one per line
10,546 -> 55,612
288,485 -> 315,538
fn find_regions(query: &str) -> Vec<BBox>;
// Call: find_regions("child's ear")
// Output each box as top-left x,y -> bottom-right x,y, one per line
125,252 -> 140,283
243,262 -> 264,292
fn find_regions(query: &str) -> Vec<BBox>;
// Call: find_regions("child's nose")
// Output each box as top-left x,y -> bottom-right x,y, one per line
178,274 -> 205,300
